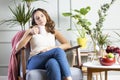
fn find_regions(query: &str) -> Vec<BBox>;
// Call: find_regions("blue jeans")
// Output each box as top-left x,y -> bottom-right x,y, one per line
27,48 -> 71,80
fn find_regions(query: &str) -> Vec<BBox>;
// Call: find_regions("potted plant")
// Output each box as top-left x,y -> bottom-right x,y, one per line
68,23 -> 87,48
0,0 -> 47,30
77,29 -> 87,48
0,3 -> 33,30
62,6 -> 91,48
90,0 -> 116,58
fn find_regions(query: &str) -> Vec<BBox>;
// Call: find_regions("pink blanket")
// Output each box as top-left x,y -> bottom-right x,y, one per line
8,30 -> 25,80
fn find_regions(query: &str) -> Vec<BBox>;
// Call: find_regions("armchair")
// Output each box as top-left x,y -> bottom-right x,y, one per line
9,31 -> 83,80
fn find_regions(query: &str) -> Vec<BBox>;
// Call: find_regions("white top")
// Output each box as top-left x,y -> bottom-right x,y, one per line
30,26 -> 55,55
83,61 -> 120,69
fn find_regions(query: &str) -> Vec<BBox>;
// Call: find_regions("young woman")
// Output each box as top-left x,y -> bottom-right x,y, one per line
16,8 -> 72,80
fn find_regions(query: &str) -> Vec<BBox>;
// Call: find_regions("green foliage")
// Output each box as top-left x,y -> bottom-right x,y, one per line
97,34 -> 111,49
63,0 -> 116,50
67,22 -> 87,38
79,0 -> 116,55
0,4 -> 33,30
62,6 -> 91,38
0,0 -> 47,30
92,0 -> 116,50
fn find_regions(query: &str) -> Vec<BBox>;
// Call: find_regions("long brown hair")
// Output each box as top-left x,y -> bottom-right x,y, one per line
31,8 -> 55,34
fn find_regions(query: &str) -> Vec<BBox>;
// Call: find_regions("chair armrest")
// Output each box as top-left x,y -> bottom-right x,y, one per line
65,45 -> 81,52
65,45 -> 82,69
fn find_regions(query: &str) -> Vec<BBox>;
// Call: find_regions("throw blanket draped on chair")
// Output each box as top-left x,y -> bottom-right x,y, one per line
8,31 -> 25,80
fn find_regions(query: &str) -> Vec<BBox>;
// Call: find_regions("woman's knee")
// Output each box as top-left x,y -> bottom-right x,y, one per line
45,58 -> 60,69
55,48 -> 66,56
45,58 -> 61,75
45,58 -> 61,80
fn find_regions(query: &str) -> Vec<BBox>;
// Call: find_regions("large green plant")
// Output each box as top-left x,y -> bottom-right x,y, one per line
92,0 -> 116,50
0,0 -> 47,30
0,4 -> 33,30
63,0 -> 116,52
62,6 -> 91,38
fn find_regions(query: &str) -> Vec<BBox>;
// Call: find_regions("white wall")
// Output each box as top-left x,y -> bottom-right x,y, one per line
0,0 -> 120,74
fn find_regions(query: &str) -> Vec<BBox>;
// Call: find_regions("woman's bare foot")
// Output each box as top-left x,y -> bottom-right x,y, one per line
64,76 -> 72,80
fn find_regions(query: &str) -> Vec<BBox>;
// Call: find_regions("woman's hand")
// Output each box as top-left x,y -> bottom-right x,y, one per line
30,26 -> 39,35
40,46 -> 58,52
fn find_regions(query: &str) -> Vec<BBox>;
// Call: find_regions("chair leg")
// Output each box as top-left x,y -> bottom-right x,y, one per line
96,73 -> 98,80
18,77 -> 21,80
95,72 -> 102,80
18,76 -> 24,80
100,72 -> 102,80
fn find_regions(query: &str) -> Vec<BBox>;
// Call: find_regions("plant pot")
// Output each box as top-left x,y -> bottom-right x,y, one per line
77,37 -> 87,48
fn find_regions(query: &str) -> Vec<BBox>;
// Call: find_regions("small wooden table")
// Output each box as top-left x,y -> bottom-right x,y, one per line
83,61 -> 120,80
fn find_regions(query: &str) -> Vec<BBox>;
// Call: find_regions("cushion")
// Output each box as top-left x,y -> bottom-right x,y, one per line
26,67 -> 83,80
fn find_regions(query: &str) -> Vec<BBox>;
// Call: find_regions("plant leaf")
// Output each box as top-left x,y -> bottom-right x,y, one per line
62,13 -> 72,16
80,6 -> 91,15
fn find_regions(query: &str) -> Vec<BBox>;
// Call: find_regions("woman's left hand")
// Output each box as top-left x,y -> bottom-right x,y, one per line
40,46 -> 58,52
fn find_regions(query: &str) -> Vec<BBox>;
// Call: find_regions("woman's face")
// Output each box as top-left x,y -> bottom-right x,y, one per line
34,11 -> 47,26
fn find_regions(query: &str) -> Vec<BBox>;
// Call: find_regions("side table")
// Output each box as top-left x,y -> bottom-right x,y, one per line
83,61 -> 120,80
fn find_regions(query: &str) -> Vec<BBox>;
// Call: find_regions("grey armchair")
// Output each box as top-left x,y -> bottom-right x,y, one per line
14,31 -> 83,80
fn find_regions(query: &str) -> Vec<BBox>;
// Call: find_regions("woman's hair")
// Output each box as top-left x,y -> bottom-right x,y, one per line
31,8 -> 55,34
